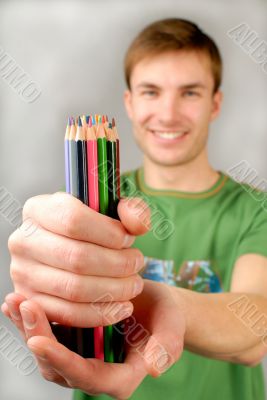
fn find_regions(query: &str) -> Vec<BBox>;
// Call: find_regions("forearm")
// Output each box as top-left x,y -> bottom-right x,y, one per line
170,287 -> 267,364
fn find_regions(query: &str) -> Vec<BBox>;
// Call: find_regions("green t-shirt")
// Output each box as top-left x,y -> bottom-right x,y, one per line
74,168 -> 267,400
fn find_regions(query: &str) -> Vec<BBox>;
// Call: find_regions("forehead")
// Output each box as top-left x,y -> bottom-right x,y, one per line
130,50 -> 214,89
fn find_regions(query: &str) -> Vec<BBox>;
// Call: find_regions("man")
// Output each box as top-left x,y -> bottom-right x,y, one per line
2,18 -> 267,400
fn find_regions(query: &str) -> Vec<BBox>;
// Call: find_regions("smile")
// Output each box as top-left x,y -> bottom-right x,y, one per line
150,130 -> 189,140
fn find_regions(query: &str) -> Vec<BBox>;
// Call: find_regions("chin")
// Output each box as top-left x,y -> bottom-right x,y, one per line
149,157 -> 189,167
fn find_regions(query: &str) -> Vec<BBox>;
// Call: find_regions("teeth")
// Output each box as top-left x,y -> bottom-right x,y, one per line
153,131 -> 186,139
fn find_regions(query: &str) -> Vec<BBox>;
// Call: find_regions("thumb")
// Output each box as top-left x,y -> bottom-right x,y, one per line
118,197 -> 151,236
139,283 -> 185,377
143,318 -> 185,377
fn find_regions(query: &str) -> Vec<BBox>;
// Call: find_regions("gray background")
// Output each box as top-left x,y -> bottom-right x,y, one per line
0,0 -> 267,399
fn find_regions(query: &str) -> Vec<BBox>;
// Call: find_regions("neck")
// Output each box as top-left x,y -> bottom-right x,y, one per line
143,150 -> 220,193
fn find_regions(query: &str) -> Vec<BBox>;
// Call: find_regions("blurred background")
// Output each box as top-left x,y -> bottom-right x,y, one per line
0,0 -> 266,398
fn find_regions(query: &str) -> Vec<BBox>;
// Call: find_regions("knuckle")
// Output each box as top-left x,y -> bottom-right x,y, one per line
56,243 -> 83,272
119,278 -> 134,301
63,275 -> 81,302
67,246 -> 84,272
22,197 -> 35,219
53,302 -> 77,326
173,340 -> 183,360
8,230 -> 23,254
10,261 -> 24,283
117,253 -> 133,276
40,368 -> 59,382
61,207 -> 82,237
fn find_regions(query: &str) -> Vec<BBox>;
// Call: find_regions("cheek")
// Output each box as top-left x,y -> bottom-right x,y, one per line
183,101 -> 212,127
132,99 -> 154,125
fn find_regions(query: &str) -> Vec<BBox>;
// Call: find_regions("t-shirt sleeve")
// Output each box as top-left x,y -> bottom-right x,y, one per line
236,202 -> 267,259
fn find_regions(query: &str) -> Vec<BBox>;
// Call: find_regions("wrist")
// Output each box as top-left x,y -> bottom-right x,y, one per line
168,286 -> 191,338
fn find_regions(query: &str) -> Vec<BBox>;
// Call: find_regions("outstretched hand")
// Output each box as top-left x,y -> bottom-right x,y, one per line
2,280 -> 185,399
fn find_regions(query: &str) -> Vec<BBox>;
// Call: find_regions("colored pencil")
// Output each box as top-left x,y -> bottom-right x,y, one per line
96,123 -> 109,214
86,122 -> 104,360
62,114 -> 124,363
112,118 -> 121,197
69,118 -> 78,197
76,117 -> 88,205
64,117 -> 71,194
95,122 -> 114,362
72,117 -> 93,357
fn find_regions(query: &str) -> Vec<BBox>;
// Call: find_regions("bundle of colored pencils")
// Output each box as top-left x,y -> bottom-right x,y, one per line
60,114 -> 123,363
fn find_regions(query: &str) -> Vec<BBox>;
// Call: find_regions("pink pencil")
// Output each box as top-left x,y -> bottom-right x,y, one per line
87,122 -> 99,213
86,119 -> 103,360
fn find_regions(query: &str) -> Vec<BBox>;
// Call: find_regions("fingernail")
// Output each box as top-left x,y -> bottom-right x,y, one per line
119,307 -> 133,319
10,309 -> 21,321
135,255 -> 144,272
123,234 -> 135,248
155,352 -> 170,373
20,307 -> 37,330
133,278 -> 143,296
118,306 -> 132,320
7,304 -> 21,321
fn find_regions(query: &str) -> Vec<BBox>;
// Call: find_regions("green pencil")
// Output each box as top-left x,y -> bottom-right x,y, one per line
96,122 -> 114,362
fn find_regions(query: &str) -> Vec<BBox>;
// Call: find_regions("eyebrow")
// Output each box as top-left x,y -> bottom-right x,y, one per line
136,82 -> 207,90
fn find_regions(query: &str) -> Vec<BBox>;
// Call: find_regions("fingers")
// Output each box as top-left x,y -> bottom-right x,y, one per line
14,261 -> 143,303
2,294 -> 67,387
10,225 -> 144,277
21,293 -> 134,328
4,293 -> 28,340
27,335 -> 147,398
118,197 -> 151,236
18,299 -> 68,387
1,302 -> 11,318
19,300 -> 56,340
20,192 -> 137,249
3,294 -> 148,397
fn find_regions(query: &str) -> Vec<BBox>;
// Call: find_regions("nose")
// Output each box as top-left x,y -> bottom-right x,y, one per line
157,93 -> 181,126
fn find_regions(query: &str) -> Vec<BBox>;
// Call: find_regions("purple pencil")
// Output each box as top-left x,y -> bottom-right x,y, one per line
64,117 -> 71,193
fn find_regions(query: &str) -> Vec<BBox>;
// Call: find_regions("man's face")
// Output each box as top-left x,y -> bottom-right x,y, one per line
124,50 -> 222,167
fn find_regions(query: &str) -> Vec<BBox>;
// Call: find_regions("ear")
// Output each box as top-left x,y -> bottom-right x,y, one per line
124,89 -> 133,120
210,90 -> 223,122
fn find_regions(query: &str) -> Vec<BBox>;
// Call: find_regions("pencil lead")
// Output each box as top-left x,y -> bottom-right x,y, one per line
86,115 -> 90,124
78,116 -> 82,127
91,115 -> 96,125
88,116 -> 92,127
112,117 -> 116,127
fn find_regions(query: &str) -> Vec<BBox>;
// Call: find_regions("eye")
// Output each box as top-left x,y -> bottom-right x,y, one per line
183,90 -> 200,97
141,90 -> 158,98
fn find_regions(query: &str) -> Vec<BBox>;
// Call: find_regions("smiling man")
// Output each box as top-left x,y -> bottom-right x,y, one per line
3,18 -> 267,400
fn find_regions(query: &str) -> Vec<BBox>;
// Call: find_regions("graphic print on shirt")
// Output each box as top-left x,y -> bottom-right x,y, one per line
141,257 -> 223,293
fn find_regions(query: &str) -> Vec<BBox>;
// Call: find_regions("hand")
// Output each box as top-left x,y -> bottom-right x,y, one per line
2,280 -> 185,399
8,193 -> 149,327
